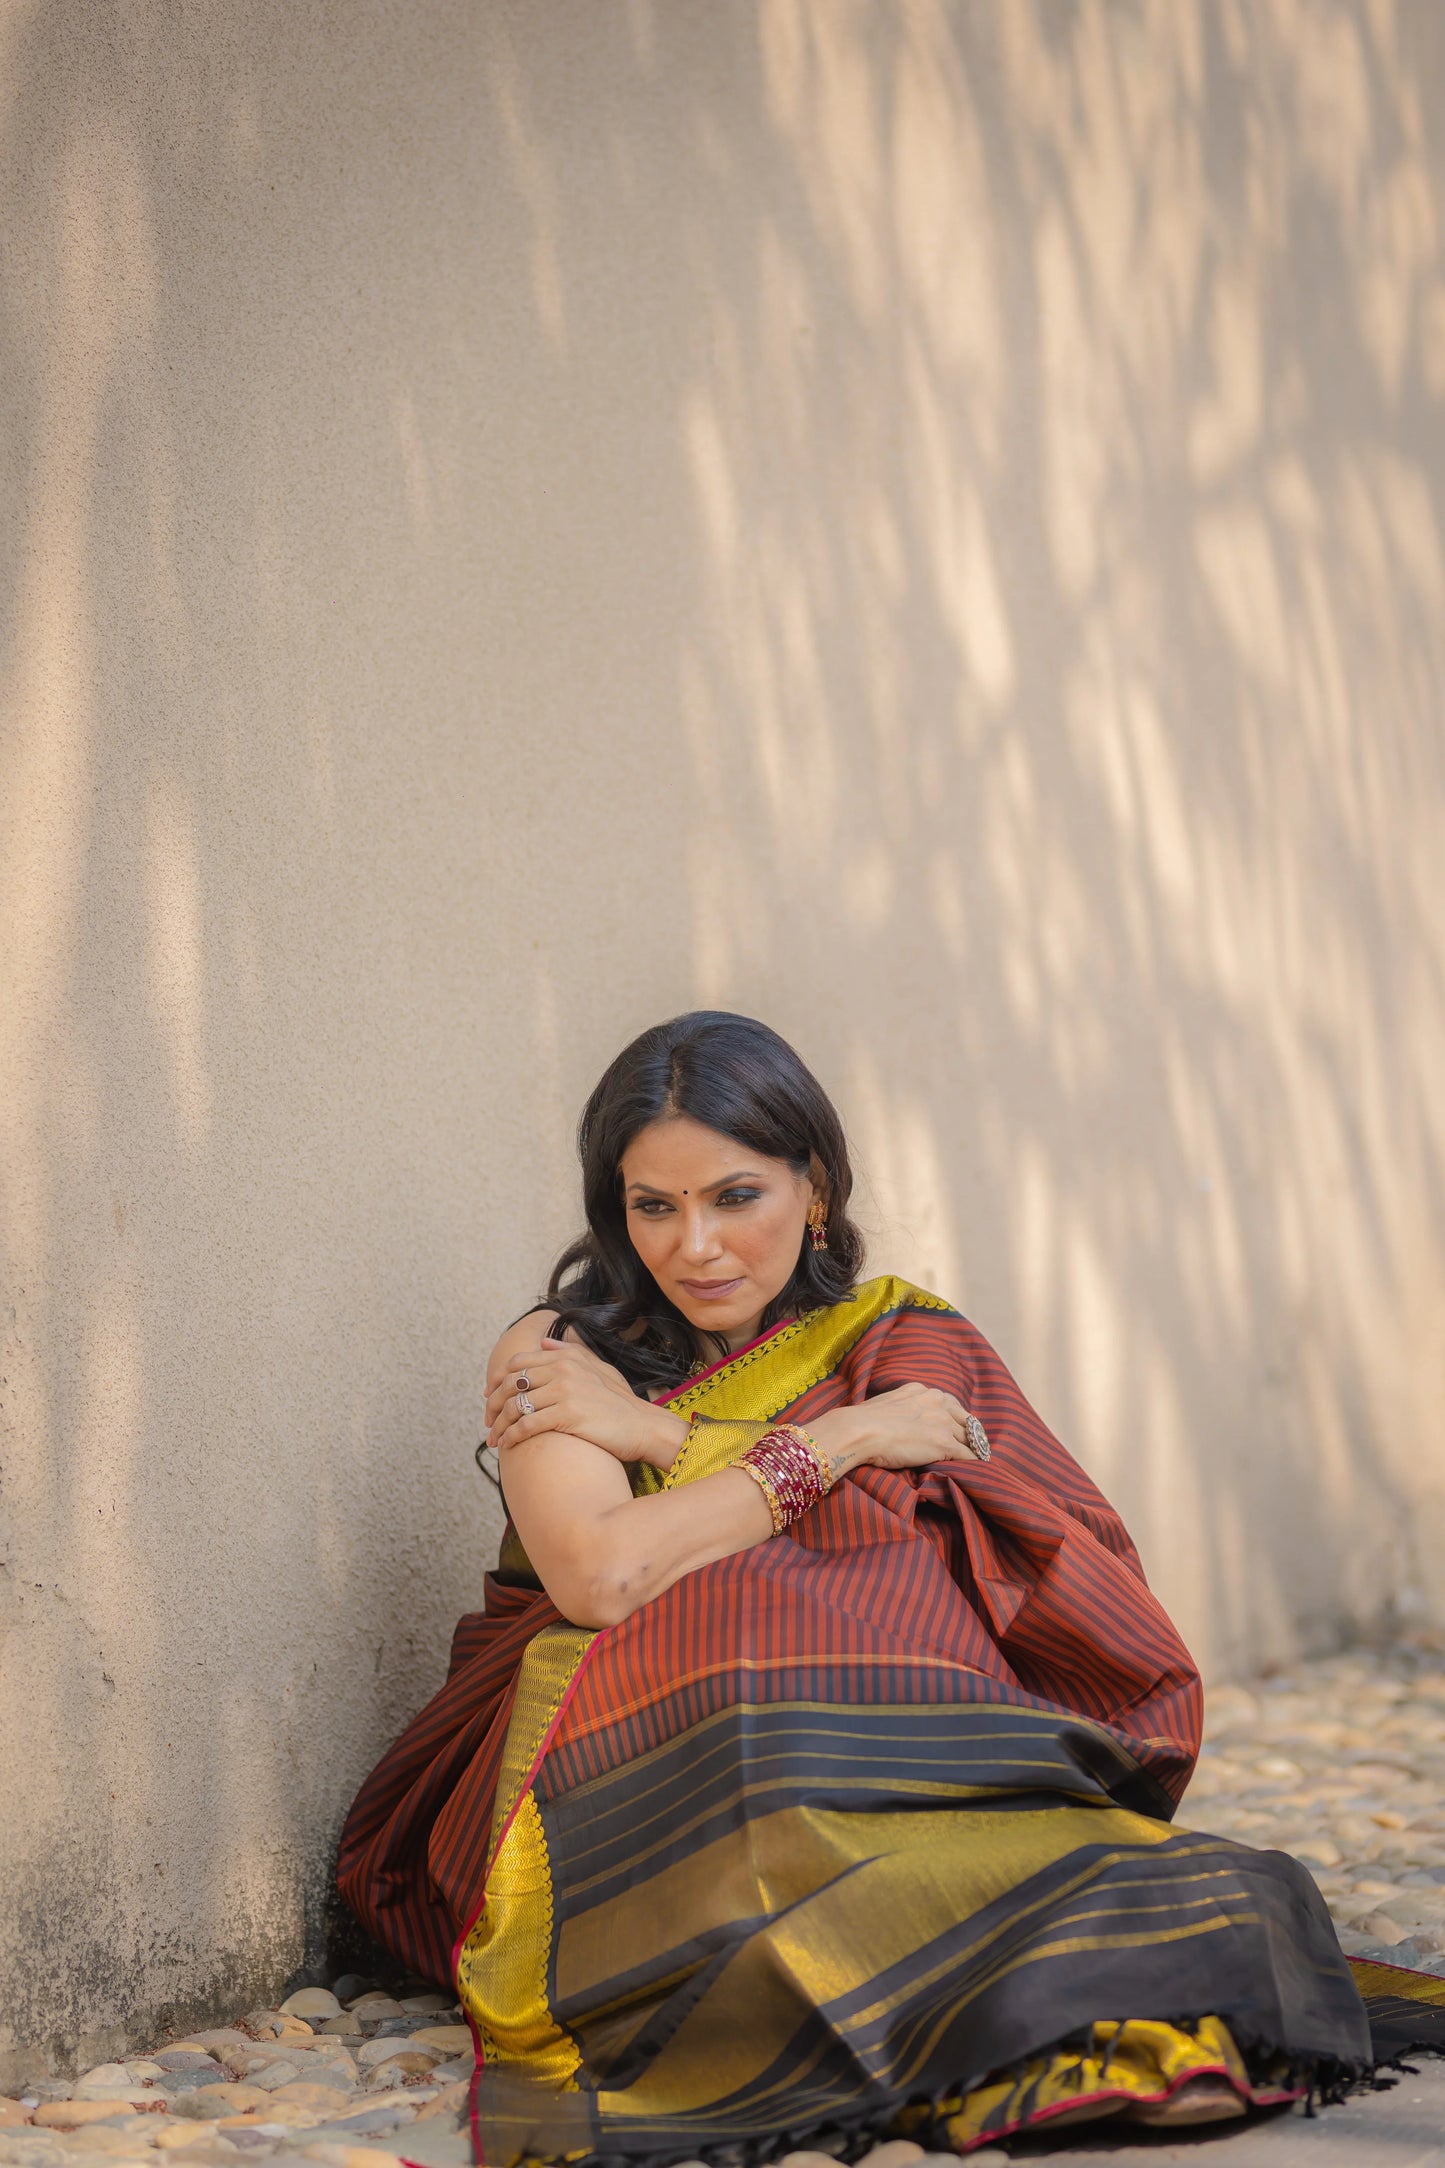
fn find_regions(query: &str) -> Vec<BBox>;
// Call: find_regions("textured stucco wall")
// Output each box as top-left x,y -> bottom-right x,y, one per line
3,0 -> 1445,2080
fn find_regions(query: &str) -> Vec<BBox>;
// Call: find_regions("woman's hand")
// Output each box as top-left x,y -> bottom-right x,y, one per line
809,1382 -> 986,1482
485,1331 -> 689,1469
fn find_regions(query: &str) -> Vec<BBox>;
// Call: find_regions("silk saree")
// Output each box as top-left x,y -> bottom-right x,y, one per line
338,1278 -> 1419,2161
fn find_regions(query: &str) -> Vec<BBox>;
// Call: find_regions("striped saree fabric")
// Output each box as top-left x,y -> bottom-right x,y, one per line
337,1278 -> 1406,2161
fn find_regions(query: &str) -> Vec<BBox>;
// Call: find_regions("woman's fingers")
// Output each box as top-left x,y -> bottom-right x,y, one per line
903,1402 -> 982,1465
485,1347 -> 565,1418
494,1392 -> 568,1450
485,1376 -> 534,1427
497,1407 -> 550,1449
942,1415 -> 987,1461
485,1367 -> 528,1420
487,1376 -> 566,1435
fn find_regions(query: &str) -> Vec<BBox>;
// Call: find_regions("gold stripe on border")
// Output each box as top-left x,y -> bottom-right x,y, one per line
589,1805 -> 1182,2119
1349,1959 -> 1445,2007
455,1620 -> 596,2081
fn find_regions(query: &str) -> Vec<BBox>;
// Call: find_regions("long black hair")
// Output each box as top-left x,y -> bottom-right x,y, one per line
544,1012 -> 864,1393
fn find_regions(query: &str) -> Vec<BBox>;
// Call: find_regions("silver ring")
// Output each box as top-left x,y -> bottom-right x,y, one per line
516,1391 -> 535,1418
515,1370 -> 531,1393
964,1413 -> 990,1462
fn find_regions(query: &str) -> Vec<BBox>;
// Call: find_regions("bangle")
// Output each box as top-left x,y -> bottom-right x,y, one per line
738,1423 -> 833,1534
739,1455 -> 787,1534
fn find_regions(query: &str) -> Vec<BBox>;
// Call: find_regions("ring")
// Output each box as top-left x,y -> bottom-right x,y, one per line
515,1370 -> 531,1393
517,1391 -> 535,1418
964,1413 -> 991,1462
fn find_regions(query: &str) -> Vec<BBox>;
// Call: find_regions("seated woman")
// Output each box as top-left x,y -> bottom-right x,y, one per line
338,1011 -> 1372,2162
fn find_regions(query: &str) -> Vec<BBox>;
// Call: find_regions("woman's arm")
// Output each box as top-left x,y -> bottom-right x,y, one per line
498,1430 -> 775,1628
488,1310 -> 982,1627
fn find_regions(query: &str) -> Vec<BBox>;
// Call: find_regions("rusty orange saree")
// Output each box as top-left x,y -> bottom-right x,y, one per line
337,1278 -> 1376,2160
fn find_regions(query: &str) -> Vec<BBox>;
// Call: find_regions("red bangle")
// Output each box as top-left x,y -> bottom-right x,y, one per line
738,1423 -> 833,1533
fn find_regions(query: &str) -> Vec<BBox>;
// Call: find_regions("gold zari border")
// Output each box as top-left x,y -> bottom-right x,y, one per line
455,1621 -> 596,2081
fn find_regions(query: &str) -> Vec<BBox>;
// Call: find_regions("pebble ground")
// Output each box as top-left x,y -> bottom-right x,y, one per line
1177,1632 -> 1445,1977
3,1638 -> 1441,2168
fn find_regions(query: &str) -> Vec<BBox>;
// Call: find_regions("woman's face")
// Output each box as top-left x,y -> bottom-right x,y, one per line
619,1116 -> 819,1351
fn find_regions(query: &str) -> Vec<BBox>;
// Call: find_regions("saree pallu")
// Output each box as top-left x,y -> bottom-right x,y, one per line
338,1278 -> 1396,2161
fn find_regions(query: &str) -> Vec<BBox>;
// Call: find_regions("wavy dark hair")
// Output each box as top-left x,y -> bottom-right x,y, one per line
544,1012 -> 864,1393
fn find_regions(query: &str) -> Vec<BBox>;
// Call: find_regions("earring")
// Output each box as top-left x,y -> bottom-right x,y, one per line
807,1200 -> 829,1252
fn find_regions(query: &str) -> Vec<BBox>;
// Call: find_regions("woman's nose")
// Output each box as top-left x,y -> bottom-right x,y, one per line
678,1206 -> 721,1261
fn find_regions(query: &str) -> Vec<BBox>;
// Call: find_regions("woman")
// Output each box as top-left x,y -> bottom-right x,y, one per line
338,1013 -> 1381,2161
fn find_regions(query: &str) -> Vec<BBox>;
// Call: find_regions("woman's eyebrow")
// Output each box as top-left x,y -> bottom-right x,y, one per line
625,1171 -> 763,1198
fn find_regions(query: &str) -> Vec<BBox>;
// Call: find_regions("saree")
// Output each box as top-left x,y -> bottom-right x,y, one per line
337,1278 -> 1429,2161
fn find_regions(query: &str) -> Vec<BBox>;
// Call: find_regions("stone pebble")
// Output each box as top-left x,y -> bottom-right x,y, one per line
402,2031 -> 468,2059
301,2107 -> 415,2143
174,2090 -> 270,2123
351,2045 -> 435,2075
336,2005 -> 397,2033
409,2085 -> 469,2125
29,2111 -> 135,2133
276,2000 -> 338,2028
360,2064 -> 434,2094
422,2063 -> 470,2088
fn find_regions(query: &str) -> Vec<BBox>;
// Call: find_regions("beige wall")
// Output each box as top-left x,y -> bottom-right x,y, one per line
4,0 -> 1445,2078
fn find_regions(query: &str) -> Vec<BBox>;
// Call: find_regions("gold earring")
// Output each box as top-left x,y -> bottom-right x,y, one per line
807,1200 -> 828,1252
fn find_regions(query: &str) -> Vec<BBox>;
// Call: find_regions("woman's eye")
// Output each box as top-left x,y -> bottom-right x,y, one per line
717,1189 -> 760,1208
632,1199 -> 672,1216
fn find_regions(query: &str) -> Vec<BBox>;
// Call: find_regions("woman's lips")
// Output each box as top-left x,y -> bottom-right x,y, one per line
678,1277 -> 745,1301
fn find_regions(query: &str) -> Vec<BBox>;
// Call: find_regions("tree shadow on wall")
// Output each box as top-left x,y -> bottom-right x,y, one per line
3,0 -> 1445,2064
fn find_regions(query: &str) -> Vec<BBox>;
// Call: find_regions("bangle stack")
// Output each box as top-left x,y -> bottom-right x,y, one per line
738,1423 -> 833,1534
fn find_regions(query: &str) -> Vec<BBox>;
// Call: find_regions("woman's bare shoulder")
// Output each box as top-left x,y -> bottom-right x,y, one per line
486,1306 -> 564,1387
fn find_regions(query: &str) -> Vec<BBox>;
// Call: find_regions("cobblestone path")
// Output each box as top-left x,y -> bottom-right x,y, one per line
2,1640 -> 1442,2168
1177,1634 -> 1445,1975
